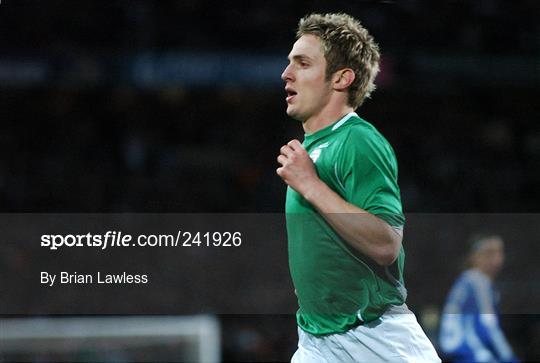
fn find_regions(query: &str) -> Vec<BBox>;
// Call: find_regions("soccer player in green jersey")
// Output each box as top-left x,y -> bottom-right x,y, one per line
277,13 -> 440,362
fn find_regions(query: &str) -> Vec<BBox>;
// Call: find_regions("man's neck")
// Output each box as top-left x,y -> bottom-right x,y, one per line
302,105 -> 355,134
472,267 -> 496,281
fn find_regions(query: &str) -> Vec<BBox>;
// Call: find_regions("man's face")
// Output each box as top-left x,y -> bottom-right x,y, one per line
281,34 -> 333,122
473,237 -> 505,277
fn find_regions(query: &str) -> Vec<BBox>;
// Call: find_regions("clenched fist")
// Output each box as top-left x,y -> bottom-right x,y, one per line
276,139 -> 321,197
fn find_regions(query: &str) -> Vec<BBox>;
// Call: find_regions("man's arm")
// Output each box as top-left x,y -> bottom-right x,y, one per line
470,275 -> 520,363
277,139 -> 402,266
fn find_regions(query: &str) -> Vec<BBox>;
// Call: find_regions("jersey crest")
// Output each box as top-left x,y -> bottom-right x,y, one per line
309,142 -> 330,163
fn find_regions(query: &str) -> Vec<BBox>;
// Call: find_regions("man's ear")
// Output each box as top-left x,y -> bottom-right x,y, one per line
333,68 -> 355,91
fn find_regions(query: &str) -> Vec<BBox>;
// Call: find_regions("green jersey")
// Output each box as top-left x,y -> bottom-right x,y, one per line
286,112 -> 406,336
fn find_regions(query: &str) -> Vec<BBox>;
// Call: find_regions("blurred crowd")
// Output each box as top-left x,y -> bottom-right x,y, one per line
1,84 -> 538,214
2,0 -> 538,54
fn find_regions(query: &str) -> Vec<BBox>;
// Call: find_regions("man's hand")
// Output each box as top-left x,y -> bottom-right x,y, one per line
276,139 -> 321,197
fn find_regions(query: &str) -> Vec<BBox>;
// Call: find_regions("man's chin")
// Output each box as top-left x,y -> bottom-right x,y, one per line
286,107 -> 305,122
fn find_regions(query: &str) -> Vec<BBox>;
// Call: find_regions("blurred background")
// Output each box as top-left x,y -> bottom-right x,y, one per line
0,0 -> 539,362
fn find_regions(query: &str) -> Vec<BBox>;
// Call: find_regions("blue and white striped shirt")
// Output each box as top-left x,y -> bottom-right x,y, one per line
438,269 -> 518,363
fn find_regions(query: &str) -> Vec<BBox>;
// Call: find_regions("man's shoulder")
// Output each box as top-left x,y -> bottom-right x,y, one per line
339,117 -> 395,157
452,269 -> 493,297
464,269 -> 492,287
343,117 -> 389,144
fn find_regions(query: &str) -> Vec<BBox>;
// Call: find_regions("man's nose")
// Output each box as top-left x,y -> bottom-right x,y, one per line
281,64 -> 294,82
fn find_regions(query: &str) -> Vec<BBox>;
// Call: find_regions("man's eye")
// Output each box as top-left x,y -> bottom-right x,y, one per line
300,62 -> 309,67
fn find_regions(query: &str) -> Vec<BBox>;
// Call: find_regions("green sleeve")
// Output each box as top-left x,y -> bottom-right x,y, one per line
339,127 -> 405,227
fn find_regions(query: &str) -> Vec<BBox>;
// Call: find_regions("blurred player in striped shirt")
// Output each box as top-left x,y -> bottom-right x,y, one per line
439,234 -> 520,363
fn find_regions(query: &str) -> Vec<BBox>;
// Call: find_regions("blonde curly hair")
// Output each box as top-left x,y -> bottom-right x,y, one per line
297,13 -> 381,108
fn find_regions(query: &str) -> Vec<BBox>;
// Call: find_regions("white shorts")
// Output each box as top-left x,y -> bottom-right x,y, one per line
291,305 -> 441,363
